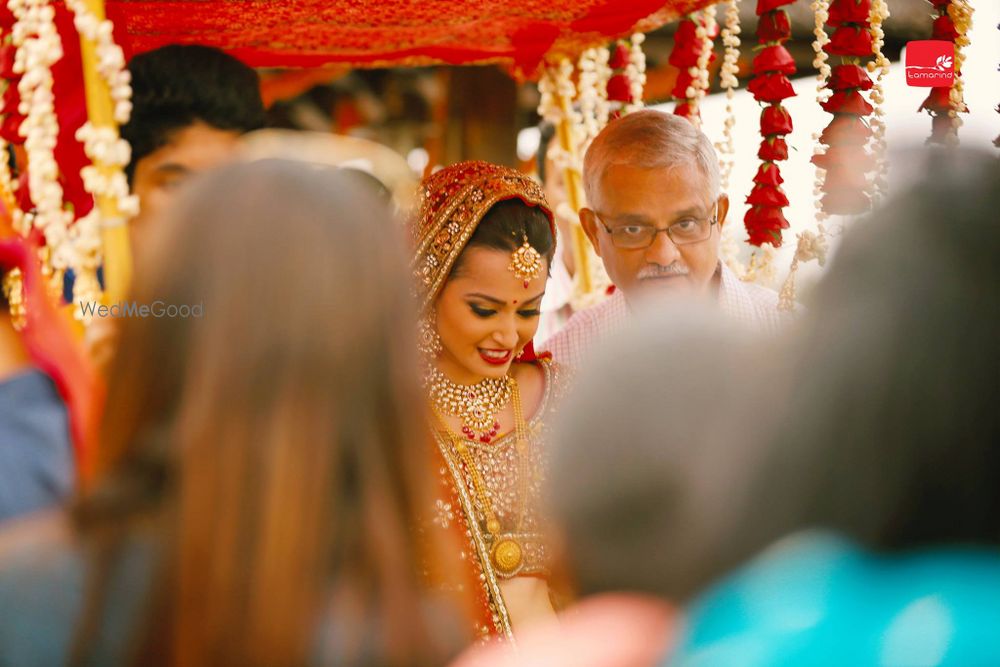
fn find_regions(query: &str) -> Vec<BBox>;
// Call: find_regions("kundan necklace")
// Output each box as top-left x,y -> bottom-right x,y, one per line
426,366 -> 513,443
433,378 -> 531,577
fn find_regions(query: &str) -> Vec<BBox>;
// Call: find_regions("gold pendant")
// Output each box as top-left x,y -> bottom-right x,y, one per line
492,538 -> 523,575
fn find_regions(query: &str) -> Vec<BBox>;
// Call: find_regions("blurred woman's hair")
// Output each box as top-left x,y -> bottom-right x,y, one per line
752,149 -> 1000,551
71,160 -> 452,666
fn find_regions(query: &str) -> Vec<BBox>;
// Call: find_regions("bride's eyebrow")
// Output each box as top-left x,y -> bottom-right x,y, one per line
465,291 -> 545,305
465,292 -> 505,305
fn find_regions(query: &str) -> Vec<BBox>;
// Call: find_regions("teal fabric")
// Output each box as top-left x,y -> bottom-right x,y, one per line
665,532 -> 1000,667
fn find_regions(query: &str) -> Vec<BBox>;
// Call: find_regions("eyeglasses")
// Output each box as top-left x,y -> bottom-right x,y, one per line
593,206 -> 718,250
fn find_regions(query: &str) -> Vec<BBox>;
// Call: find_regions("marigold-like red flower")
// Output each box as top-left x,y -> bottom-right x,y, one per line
753,162 -> 785,186
752,45 -> 796,75
608,43 -> 629,69
824,24 -> 875,57
757,10 -> 792,43
821,90 -> 874,116
748,72 -> 796,103
761,104 -> 793,136
672,71 -> 696,100
744,206 -> 790,247
827,0 -> 873,27
758,137 -> 789,161
932,14 -> 959,41
0,114 -> 23,144
819,115 -> 873,146
918,86 -> 963,114
811,145 -> 875,172
827,64 -> 873,91
756,0 -> 797,15
607,74 -> 633,103
821,164 -> 870,193
673,101 -> 698,120
746,184 -> 790,207
0,45 -> 17,80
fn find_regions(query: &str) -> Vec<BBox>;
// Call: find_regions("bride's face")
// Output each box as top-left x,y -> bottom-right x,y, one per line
434,246 -> 548,383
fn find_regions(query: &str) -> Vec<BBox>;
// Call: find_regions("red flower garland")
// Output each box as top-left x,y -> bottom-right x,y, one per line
814,0 -> 878,216
744,0 -> 796,248
920,1 -> 969,145
0,12 -> 25,148
667,13 -> 717,123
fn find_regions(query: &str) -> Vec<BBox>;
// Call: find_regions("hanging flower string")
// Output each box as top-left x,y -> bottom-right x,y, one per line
743,0 -> 797,251
10,0 -> 75,289
812,0 -> 879,216
716,0 -> 744,277
716,0 -> 741,190
668,12 -> 716,125
808,0 -> 832,229
919,0 -> 973,146
577,46 -> 611,146
995,21 -> 999,149
606,33 -> 646,119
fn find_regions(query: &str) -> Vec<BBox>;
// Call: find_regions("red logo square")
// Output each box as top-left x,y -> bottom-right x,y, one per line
905,40 -> 955,87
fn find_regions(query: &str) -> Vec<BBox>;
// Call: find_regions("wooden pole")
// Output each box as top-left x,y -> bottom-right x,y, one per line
77,0 -> 132,304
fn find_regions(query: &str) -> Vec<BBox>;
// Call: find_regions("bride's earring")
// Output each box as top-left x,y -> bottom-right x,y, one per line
418,315 -> 443,358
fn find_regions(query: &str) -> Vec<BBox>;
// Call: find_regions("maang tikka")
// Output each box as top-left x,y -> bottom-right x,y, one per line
508,233 -> 542,288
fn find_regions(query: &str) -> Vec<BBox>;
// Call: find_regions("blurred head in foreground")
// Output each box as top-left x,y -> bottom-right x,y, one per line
663,149 -> 1000,667
548,304 -> 784,602
754,148 -> 1000,550
74,160 -> 451,666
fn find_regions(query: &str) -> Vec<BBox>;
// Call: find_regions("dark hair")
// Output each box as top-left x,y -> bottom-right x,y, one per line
450,199 -> 555,278
122,45 -> 266,183
536,122 -> 556,184
750,148 -> 1000,552
71,160 -> 453,666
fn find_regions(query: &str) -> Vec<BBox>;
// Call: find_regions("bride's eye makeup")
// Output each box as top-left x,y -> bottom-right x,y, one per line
469,303 -> 497,318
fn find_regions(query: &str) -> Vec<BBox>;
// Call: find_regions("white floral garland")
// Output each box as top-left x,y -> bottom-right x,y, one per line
716,0 -> 743,276
946,0 -> 973,145
682,9 -> 716,128
537,58 -> 582,177
624,32 -> 646,114
810,0 -> 832,225
576,46 -> 611,146
64,0 -> 131,124
10,0 -> 74,280
866,0 -> 890,203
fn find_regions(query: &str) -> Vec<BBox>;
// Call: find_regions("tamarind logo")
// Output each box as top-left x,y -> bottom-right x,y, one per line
905,41 -> 955,87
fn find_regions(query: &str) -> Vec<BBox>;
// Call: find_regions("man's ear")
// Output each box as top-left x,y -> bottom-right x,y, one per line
578,208 -> 603,258
716,194 -> 730,231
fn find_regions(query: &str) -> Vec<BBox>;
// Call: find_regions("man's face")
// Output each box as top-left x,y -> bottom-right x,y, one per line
130,121 -> 242,256
580,163 -> 728,300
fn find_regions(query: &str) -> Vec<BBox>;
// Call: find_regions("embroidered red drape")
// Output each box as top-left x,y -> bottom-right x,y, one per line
106,0 -> 716,76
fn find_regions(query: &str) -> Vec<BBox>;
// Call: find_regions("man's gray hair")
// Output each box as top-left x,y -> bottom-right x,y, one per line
583,109 -> 721,203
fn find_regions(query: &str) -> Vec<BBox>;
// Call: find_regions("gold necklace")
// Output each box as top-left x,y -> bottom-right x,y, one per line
426,366 -> 512,443
433,378 -> 531,577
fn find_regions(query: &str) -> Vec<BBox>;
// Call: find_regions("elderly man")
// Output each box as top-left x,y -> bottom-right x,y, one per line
541,110 -> 786,366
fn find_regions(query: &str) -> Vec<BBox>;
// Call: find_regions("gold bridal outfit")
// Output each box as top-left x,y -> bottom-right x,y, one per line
411,161 -> 562,640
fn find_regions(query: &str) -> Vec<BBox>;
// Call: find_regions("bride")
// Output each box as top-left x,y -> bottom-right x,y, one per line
411,161 -> 563,641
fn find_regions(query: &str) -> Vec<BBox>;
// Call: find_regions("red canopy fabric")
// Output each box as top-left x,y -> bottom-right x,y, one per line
107,0 -> 715,77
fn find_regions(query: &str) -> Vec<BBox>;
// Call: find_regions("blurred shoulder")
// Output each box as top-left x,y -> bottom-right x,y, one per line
0,511 -> 83,666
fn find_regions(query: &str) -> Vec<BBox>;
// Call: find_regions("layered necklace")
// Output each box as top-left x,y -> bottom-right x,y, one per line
432,377 -> 531,577
425,366 -> 513,443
